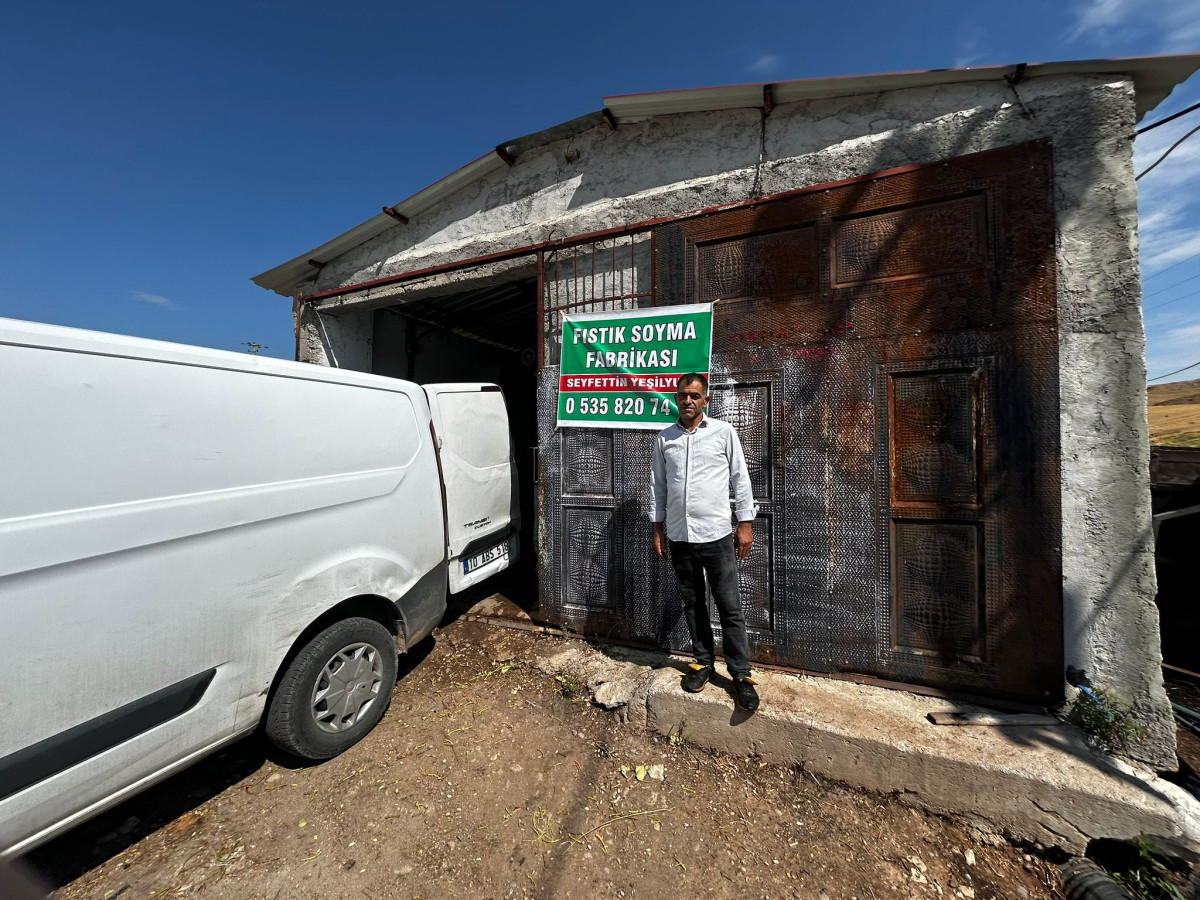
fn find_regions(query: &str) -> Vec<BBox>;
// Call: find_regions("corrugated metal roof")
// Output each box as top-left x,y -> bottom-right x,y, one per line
253,55 -> 1200,297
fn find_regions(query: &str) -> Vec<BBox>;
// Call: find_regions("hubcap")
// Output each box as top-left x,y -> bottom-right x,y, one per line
310,642 -> 382,733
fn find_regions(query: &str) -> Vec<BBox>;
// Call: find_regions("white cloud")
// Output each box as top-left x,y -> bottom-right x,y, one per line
1145,313 -> 1200,380
747,53 -> 779,76
1144,233 -> 1200,274
132,292 -> 178,310
1067,0 -> 1140,42
953,22 -> 989,69
1066,0 -> 1200,379
1135,73 -> 1200,277
1067,0 -> 1200,48
1159,2 -> 1200,53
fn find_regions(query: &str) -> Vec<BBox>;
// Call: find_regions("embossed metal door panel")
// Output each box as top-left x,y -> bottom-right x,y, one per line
535,378 -> 675,646
537,141 -> 1061,705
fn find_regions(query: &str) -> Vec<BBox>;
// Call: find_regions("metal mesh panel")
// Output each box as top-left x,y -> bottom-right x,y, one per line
540,234 -> 653,366
708,383 -> 770,502
709,377 -> 778,649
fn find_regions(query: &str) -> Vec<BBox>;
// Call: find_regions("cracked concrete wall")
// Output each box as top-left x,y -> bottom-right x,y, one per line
299,72 -> 1172,767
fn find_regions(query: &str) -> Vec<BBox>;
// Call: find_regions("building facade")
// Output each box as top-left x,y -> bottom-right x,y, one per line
255,57 -> 1200,769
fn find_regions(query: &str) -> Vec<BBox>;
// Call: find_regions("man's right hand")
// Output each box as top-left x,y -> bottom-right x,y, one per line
652,523 -> 666,559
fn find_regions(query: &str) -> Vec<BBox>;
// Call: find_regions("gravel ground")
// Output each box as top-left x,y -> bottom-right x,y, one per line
26,618 -> 1063,899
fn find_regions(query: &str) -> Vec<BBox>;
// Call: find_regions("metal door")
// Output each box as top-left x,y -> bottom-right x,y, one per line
537,141 -> 1062,704
535,235 -> 677,646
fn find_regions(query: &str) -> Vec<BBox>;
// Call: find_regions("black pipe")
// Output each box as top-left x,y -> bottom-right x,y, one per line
1059,858 -> 1133,900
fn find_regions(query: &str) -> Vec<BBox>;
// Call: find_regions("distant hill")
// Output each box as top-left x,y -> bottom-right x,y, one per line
1148,378 -> 1200,447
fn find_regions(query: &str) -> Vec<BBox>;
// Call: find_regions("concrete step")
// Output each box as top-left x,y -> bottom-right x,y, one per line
528,637 -> 1200,857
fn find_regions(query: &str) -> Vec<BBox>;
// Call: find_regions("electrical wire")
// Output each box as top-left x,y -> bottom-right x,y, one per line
1137,100 -> 1200,135
1143,251 -> 1200,282
1145,270 -> 1200,298
1136,122 -> 1200,180
1149,359 -> 1200,382
1145,284 -> 1200,313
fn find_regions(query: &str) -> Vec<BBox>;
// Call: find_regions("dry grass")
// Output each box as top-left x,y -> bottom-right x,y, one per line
1148,378 -> 1200,448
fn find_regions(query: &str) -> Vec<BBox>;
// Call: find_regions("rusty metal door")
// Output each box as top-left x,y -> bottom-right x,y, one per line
538,141 -> 1062,705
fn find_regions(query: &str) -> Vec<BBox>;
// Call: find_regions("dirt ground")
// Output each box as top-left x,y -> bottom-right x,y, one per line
26,618 -> 1062,900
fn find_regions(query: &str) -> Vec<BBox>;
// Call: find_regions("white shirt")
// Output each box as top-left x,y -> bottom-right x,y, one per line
650,414 -> 758,543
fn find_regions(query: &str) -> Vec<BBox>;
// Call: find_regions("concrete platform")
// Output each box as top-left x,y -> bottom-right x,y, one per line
467,595 -> 1200,857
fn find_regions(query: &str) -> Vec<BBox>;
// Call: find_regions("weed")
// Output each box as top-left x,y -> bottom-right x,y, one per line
1067,686 -> 1147,754
555,674 -> 582,700
669,730 -> 687,748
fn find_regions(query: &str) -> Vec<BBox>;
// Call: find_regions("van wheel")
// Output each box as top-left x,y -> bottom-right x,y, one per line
265,617 -> 398,760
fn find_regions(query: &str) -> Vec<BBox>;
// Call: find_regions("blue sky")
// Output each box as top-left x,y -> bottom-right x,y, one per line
1,0 -> 1198,381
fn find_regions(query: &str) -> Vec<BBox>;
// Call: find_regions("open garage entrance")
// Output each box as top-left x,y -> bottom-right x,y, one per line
371,275 -> 540,601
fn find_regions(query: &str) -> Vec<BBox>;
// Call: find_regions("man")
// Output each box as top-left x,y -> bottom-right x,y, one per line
651,373 -> 760,712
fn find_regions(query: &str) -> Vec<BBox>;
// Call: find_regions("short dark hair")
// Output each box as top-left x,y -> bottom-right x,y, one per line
676,373 -> 708,393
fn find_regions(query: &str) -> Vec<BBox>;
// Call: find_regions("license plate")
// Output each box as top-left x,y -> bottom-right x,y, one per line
463,541 -> 509,574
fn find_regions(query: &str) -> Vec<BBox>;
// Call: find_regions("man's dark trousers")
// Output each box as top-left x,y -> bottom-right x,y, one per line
668,534 -> 750,679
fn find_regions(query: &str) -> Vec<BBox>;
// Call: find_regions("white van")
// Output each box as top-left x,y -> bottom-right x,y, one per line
0,318 -> 519,857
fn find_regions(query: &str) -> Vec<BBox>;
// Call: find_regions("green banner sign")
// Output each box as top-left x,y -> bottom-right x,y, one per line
557,302 -> 713,429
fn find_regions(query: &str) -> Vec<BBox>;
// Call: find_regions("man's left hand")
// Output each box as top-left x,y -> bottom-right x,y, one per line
735,521 -> 753,560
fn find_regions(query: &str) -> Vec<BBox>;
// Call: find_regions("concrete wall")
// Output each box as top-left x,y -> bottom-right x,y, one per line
298,73 -> 1173,768
295,301 -> 373,371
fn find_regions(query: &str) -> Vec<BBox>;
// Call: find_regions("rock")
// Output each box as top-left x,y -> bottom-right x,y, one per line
648,764 -> 666,781
594,679 -> 637,709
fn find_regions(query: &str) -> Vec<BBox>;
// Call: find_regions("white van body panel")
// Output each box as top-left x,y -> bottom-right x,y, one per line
423,384 -> 519,593
0,319 -> 510,857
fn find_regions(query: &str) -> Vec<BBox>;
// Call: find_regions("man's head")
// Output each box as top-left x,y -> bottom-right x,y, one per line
675,373 -> 709,428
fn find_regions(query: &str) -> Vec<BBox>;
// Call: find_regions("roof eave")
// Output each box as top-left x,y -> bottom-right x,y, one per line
253,54 -> 1200,297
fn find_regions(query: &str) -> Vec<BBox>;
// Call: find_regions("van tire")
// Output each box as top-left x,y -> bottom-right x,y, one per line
265,617 -> 398,760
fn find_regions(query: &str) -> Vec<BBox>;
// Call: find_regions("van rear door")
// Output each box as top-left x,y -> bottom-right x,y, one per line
422,384 -> 518,592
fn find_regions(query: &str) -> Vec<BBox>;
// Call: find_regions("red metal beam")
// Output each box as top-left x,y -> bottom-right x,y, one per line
381,206 -> 409,224
535,249 -> 544,369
